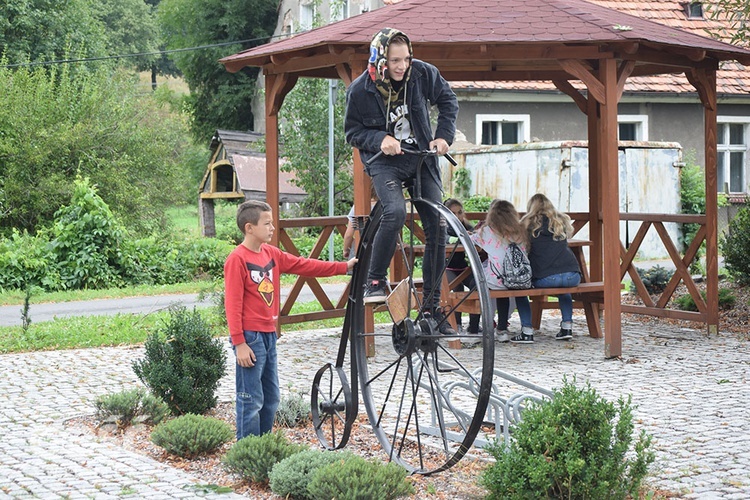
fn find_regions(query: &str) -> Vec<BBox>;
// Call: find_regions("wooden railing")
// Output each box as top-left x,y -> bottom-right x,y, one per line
277,216 -> 350,326
276,211 -> 711,329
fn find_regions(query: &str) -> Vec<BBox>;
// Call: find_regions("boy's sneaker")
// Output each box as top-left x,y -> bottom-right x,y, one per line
510,333 -> 534,344
556,328 -> 573,340
494,330 -> 510,343
363,280 -> 387,304
430,309 -> 457,336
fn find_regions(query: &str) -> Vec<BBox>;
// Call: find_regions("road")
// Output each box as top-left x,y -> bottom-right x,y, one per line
0,282 -> 349,327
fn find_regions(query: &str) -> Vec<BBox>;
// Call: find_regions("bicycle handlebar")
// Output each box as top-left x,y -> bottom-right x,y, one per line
364,146 -> 458,167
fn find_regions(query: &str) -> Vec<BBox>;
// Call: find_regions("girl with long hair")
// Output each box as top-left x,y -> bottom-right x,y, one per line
521,193 -> 581,340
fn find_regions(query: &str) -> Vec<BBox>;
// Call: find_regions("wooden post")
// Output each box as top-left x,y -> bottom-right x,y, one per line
599,58 -> 622,358
587,97 -> 603,283
701,69 -> 720,334
265,73 -> 281,248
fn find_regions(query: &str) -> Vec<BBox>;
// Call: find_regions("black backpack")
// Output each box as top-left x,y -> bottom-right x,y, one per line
500,242 -> 532,289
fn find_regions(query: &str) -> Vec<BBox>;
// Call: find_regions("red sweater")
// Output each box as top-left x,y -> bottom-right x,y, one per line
224,244 -> 348,345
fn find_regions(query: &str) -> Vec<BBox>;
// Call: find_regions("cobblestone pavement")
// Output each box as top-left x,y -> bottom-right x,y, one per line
1,315 -> 748,499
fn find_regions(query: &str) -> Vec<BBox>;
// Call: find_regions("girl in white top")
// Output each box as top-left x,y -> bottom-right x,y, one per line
471,199 -> 535,344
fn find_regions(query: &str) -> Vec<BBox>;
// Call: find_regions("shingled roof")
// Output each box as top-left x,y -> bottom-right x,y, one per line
221,0 -> 750,81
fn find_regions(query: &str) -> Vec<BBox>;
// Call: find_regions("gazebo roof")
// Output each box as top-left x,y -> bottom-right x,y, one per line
221,0 -> 750,80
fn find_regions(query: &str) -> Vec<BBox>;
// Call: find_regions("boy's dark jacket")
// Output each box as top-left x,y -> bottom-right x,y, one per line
345,55 -> 458,187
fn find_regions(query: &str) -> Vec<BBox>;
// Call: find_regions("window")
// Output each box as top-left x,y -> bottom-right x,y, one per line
476,114 -> 530,145
299,2 -> 316,31
685,2 -> 703,19
717,117 -> 748,193
618,115 -> 648,141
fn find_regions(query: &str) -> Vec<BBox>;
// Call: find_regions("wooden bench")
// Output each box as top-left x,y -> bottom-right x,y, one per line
446,281 -> 605,339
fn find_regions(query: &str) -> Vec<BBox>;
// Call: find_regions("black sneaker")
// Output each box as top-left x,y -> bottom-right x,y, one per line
510,333 -> 534,344
431,309 -> 457,336
556,328 -> 573,340
363,280 -> 387,304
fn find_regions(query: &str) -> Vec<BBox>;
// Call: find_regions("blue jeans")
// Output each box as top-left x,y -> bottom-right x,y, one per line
368,159 -> 446,310
233,331 -> 280,440
532,272 -> 581,323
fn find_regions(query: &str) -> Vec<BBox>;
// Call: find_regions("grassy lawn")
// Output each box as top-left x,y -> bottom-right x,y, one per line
0,294 -> 389,354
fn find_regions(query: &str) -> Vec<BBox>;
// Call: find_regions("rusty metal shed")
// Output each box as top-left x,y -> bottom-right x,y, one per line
220,0 -> 750,357
199,129 -> 306,237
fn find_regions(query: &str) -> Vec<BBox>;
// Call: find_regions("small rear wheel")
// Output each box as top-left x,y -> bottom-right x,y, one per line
311,363 -> 353,450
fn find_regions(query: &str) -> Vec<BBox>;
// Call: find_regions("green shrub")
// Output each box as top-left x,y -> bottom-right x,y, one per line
0,229 -> 58,292
223,430 -> 307,484
150,414 -> 233,458
462,195 -> 493,213
307,455 -> 414,500
480,379 -> 654,500
132,306 -> 226,415
674,287 -> 737,311
268,449 -> 355,499
679,161 -> 706,253
94,388 -> 170,428
275,392 -> 311,428
48,177 -> 127,290
630,265 -> 674,295
721,204 -> 750,285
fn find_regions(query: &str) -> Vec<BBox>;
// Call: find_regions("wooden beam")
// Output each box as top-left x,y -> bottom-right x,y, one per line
616,60 -> 635,101
598,57 -> 622,359
265,72 -> 298,115
265,73 -> 281,251
553,79 -> 588,114
559,59 -> 606,105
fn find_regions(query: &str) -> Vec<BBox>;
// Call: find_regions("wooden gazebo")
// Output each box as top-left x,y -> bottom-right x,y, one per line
221,0 -> 750,358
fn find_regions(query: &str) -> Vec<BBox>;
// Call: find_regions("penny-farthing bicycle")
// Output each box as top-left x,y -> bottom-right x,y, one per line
311,148 -> 494,475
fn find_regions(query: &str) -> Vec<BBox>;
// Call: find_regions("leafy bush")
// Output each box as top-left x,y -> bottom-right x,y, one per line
275,392 -> 311,428
462,195 -> 493,213
679,161 -> 706,252
132,306 -> 226,415
48,177 -> 127,290
0,62 -> 192,235
94,388 -> 170,428
150,414 -> 233,458
0,229 -> 57,291
480,379 -> 654,500
721,204 -> 750,285
223,430 -> 307,484
674,287 -> 737,311
268,449 -> 355,499
630,265 -> 674,295
307,455 -> 414,500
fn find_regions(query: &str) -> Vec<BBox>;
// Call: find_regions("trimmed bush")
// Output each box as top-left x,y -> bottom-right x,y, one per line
150,414 -> 233,458
630,265 -> 673,295
269,449 -> 355,499
223,430 -> 307,484
275,392 -> 311,428
132,306 -> 226,415
307,455 -> 414,500
721,204 -> 750,285
480,379 -> 654,500
674,287 -> 736,311
94,388 -> 170,428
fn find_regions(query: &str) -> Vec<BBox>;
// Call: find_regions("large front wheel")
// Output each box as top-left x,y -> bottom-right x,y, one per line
351,200 -> 494,474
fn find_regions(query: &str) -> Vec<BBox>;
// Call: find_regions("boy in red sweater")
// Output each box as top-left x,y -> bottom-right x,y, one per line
224,200 -> 357,440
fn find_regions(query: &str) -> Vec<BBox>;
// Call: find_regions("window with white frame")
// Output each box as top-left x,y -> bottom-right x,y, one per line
476,114 -> 530,145
717,117 -> 749,193
618,115 -> 648,141
299,2 -> 316,31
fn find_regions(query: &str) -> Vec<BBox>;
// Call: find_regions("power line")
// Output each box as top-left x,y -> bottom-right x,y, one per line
1,33 -> 287,69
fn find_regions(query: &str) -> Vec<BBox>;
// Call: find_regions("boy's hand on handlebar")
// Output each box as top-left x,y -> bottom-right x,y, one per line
430,138 -> 449,155
380,135 -> 402,156
346,258 -> 358,271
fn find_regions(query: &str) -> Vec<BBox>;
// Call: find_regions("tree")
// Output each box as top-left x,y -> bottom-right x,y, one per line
705,1 -> 750,47
156,0 -> 278,142
92,0 -> 159,72
279,78 -> 353,218
0,0 -> 108,64
0,62 -> 193,235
